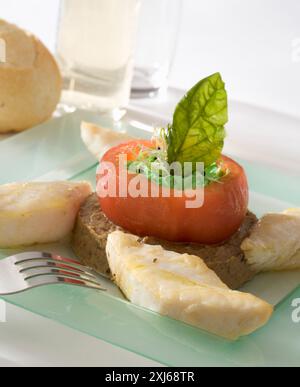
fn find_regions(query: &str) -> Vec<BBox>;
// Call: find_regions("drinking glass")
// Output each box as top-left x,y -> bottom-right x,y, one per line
131,0 -> 183,98
56,0 -> 141,111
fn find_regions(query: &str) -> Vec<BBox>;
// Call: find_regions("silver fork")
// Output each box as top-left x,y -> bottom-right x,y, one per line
0,252 -> 107,295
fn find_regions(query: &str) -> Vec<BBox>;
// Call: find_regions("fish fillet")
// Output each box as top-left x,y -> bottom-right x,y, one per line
242,209 -> 300,272
0,181 -> 92,248
106,231 -> 273,340
81,121 -> 134,160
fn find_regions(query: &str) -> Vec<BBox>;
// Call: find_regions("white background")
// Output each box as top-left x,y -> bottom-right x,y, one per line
0,0 -> 299,117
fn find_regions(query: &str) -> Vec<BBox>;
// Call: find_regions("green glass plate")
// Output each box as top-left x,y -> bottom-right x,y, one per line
0,110 -> 299,367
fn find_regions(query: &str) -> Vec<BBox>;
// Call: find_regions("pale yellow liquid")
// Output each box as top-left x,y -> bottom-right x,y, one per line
57,0 -> 141,111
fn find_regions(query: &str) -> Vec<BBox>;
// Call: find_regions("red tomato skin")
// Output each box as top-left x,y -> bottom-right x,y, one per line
97,141 -> 249,245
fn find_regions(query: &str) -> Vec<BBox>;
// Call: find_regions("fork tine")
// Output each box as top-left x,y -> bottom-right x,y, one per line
25,271 -> 106,290
17,259 -> 97,279
12,252 -> 54,263
14,252 -> 84,266
26,274 -> 106,293
20,266 -> 103,286
13,252 -> 110,279
13,252 -> 89,269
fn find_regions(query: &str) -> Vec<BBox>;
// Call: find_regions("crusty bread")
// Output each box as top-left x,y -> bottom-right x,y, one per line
0,20 -> 62,133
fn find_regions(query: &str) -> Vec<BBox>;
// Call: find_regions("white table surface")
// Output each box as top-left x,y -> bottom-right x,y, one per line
0,303 -> 162,367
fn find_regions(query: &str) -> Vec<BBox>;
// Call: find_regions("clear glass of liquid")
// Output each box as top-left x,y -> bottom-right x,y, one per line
56,0 -> 141,112
131,0 -> 183,98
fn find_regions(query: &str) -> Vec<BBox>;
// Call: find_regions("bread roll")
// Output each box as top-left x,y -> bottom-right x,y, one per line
0,20 -> 62,133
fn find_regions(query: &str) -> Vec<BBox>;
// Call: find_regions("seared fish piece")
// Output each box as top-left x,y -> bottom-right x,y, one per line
242,209 -> 300,272
106,231 -> 273,340
0,181 -> 92,248
81,121 -> 134,160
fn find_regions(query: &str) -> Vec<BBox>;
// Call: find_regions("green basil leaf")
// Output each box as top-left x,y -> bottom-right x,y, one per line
166,73 -> 228,167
